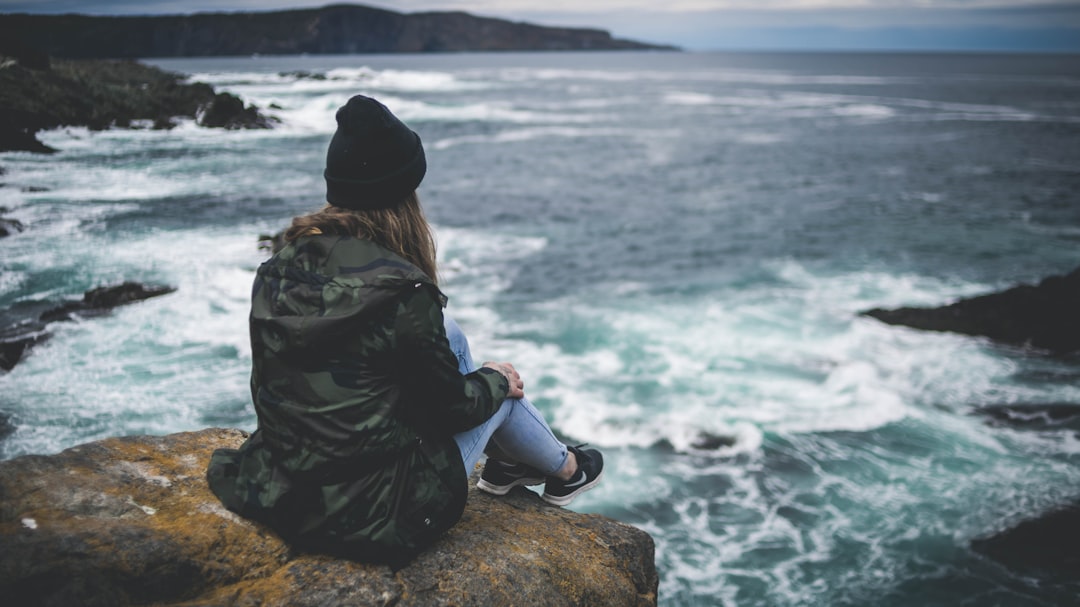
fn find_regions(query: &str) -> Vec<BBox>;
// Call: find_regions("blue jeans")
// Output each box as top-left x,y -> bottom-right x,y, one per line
447,316 -> 568,477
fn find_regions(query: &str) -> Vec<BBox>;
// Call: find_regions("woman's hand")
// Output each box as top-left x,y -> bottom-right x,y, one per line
483,361 -> 525,399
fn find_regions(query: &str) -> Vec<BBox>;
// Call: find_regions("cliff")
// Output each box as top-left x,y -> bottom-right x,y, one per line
0,428 -> 658,606
862,265 -> 1080,354
0,4 -> 676,59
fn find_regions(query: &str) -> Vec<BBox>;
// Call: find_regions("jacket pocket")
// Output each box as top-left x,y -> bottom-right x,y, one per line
390,444 -> 447,553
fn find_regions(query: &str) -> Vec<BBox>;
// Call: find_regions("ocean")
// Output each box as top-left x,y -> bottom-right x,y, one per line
1,50 -> 1079,605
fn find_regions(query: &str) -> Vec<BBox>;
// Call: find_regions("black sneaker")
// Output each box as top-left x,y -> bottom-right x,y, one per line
542,445 -> 604,506
476,459 -> 545,496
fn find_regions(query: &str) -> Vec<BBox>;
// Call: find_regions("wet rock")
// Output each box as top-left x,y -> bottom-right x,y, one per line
863,266 -> 1080,354
198,92 -> 276,130
0,411 -> 15,440
39,282 -> 176,323
0,215 -> 25,238
0,331 -> 49,372
280,70 -> 327,81
0,429 -> 658,606
974,403 -> 1080,432
972,501 -> 1080,580
690,431 -> 738,450
0,36 -> 49,70
0,120 -> 57,154
0,282 -> 175,371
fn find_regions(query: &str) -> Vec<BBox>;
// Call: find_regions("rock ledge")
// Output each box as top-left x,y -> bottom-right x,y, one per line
0,428 -> 657,606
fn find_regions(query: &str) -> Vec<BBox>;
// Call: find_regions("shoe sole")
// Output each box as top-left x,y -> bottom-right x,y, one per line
476,476 -> 544,496
541,468 -> 605,506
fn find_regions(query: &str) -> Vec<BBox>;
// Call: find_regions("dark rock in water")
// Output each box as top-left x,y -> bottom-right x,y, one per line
972,501 -> 1080,580
40,282 -> 176,323
0,51 -> 276,153
0,118 -> 57,154
198,92 -> 276,130
0,331 -> 49,372
862,266 -> 1080,354
0,429 -> 658,606
19,186 -> 48,193
0,216 -> 25,238
83,282 -> 176,309
280,70 -> 328,81
974,403 -> 1080,432
0,411 -> 14,440
690,431 -> 738,450
1,282 -> 175,371
0,35 -> 50,69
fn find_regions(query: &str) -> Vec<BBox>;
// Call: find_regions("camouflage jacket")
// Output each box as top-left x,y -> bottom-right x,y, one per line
207,235 -> 508,567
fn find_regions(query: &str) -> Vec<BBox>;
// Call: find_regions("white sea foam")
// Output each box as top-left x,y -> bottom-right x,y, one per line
0,269 -> 26,299
185,71 -> 291,87
663,91 -> 716,106
329,67 -> 491,92
499,68 -> 893,87
832,104 -> 896,119
392,96 -> 598,125
0,225 -> 264,457
696,89 -> 1068,124
734,132 -> 786,145
438,256 -> 1080,462
430,126 -> 630,150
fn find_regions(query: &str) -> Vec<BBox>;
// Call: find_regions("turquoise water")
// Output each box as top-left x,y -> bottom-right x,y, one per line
2,51 -> 1079,605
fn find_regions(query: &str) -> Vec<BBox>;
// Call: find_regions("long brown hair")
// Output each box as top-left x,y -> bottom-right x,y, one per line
284,192 -> 439,284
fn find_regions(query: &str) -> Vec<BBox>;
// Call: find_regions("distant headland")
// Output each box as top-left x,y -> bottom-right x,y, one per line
0,3 -> 678,59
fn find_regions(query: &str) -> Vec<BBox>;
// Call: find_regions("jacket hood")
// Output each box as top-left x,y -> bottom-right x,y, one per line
251,235 -> 443,356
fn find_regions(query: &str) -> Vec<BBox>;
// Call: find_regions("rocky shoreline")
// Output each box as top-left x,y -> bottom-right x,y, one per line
0,43 -> 276,154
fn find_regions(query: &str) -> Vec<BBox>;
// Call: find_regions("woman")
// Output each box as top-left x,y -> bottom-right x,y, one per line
207,94 -> 603,568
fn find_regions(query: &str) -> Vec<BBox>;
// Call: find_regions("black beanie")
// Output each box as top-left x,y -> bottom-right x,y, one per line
324,95 -> 426,209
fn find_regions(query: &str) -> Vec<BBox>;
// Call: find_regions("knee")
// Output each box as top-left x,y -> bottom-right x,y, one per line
444,317 -> 464,345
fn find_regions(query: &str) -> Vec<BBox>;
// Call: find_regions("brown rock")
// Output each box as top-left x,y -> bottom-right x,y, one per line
0,429 -> 657,606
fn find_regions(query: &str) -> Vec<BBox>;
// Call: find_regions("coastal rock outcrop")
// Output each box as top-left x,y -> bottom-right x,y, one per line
0,428 -> 658,606
862,266 -> 1080,354
972,500 -> 1080,581
0,282 -> 176,371
198,92 -> 277,130
0,50 -> 275,153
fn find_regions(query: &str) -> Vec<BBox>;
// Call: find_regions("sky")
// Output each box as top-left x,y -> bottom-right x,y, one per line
1,0 -> 1079,51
